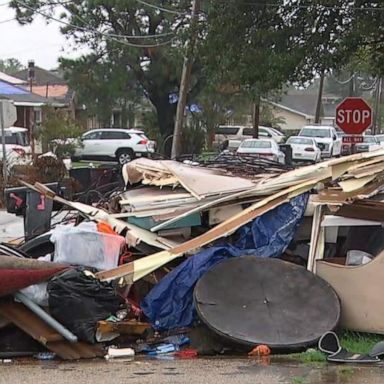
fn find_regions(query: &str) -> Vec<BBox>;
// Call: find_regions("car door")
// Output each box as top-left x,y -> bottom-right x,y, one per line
79,131 -> 102,158
100,130 -> 131,157
332,128 -> 342,155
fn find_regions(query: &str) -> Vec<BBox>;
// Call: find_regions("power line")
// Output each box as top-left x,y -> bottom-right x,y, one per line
240,2 -> 384,12
0,17 -> 16,24
15,0 -> 176,48
135,0 -> 187,15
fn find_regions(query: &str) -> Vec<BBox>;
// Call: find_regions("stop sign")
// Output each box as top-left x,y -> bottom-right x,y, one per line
336,97 -> 372,134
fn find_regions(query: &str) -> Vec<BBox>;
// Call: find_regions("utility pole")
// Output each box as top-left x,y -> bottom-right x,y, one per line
315,69 -> 325,124
374,77 -> 382,134
252,96 -> 260,138
171,0 -> 200,159
0,102 -> 7,186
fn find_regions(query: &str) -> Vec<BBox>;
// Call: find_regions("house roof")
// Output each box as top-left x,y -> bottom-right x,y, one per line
0,71 -> 25,85
0,79 -> 48,106
13,66 -> 67,86
268,92 -> 340,119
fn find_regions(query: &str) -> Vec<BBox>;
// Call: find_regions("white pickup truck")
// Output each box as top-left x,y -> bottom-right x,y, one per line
298,126 -> 342,158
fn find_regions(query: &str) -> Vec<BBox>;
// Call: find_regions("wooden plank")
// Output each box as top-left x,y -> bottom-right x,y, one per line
0,300 -> 103,360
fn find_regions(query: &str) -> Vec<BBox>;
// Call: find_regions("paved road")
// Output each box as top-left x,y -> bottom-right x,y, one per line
1,357 -> 383,384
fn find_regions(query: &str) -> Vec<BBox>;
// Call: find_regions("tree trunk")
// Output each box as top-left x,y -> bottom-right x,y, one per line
152,96 -> 177,157
315,70 -> 325,124
252,97 -> 260,138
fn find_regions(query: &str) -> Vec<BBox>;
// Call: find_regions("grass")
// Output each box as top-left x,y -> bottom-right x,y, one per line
340,331 -> 383,354
288,331 -> 383,364
291,376 -> 306,384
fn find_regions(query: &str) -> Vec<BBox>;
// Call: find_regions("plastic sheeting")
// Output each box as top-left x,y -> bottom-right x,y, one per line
141,193 -> 309,331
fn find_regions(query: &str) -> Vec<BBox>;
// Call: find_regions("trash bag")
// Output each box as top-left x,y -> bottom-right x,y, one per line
48,268 -> 123,343
141,193 -> 309,331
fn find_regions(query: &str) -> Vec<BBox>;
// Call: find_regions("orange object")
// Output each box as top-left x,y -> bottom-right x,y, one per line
97,221 -> 117,235
248,345 -> 271,357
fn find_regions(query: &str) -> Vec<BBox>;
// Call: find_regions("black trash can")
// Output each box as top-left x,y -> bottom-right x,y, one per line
279,144 -> 292,165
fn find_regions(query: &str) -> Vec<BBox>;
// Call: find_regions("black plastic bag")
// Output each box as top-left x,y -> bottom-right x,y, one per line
48,268 -> 123,344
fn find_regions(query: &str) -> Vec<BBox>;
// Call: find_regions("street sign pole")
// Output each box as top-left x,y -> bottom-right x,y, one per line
0,102 -> 7,186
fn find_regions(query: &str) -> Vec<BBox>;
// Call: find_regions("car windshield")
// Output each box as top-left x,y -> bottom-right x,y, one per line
2,132 -> 29,146
215,126 -> 240,135
300,128 -> 331,138
363,136 -> 377,143
241,140 -> 271,148
287,137 -> 313,145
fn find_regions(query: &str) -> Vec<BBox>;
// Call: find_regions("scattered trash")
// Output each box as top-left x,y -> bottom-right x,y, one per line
104,346 -> 135,360
48,268 -> 123,343
3,151 -> 384,362
0,359 -> 13,364
34,352 -> 56,361
175,349 -> 198,359
51,222 -> 125,270
248,345 -> 271,357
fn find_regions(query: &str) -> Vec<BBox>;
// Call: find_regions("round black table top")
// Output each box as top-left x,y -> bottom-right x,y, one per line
194,257 -> 340,350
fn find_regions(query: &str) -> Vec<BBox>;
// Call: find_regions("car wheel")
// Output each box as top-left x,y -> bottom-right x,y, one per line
116,149 -> 135,165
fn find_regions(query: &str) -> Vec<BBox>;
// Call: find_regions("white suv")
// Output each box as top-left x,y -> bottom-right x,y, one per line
0,127 -> 32,164
298,126 -> 342,158
73,128 -> 155,165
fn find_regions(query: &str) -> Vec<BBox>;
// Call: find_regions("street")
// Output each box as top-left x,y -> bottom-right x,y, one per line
1,357 -> 383,384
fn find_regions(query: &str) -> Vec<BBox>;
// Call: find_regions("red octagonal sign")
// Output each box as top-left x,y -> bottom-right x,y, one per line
336,97 -> 372,135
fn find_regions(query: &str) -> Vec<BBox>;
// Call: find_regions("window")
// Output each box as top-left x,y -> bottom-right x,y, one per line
363,136 -> 377,143
82,131 -> 102,140
287,137 -> 313,145
243,128 -> 269,137
215,126 -> 241,135
300,128 -> 331,138
101,131 -> 131,140
241,140 -> 272,149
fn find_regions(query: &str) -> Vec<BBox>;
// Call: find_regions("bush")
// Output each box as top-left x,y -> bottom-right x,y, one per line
37,107 -> 84,158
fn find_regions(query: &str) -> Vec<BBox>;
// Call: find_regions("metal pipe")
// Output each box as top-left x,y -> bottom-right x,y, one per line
14,292 -> 78,343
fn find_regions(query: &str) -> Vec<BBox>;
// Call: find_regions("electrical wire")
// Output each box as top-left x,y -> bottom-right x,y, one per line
0,17 -> 17,23
15,0 -> 177,47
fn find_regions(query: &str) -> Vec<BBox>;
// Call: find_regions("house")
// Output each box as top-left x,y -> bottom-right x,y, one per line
12,61 -> 76,119
266,88 -> 341,132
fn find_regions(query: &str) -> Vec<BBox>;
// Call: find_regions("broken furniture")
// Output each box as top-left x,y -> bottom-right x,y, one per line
317,250 -> 384,334
194,257 -> 340,351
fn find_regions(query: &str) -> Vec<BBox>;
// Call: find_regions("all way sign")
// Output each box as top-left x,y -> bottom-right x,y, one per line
336,97 -> 372,135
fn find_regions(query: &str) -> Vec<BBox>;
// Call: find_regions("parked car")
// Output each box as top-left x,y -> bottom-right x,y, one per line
72,128 -> 155,165
237,138 -> 285,164
214,125 -> 285,148
0,127 -> 32,164
354,135 -> 381,153
286,136 -> 321,163
375,134 -> 384,146
298,125 -> 342,158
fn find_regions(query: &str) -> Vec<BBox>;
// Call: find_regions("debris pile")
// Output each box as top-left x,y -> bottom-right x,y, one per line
1,150 -> 384,361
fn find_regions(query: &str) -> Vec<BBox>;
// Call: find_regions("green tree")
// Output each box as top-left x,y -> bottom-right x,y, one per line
60,56 -> 143,128
0,58 -> 24,75
11,0 -> 195,154
38,107 -> 84,158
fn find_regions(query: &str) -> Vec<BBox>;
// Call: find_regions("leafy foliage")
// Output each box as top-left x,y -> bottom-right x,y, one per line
0,58 -> 24,75
38,107 -> 84,158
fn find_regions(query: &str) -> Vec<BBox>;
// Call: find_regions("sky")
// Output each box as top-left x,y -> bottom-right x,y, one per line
0,1 -> 87,70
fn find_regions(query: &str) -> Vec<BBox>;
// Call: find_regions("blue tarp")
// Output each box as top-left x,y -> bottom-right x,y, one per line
141,193 -> 309,331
